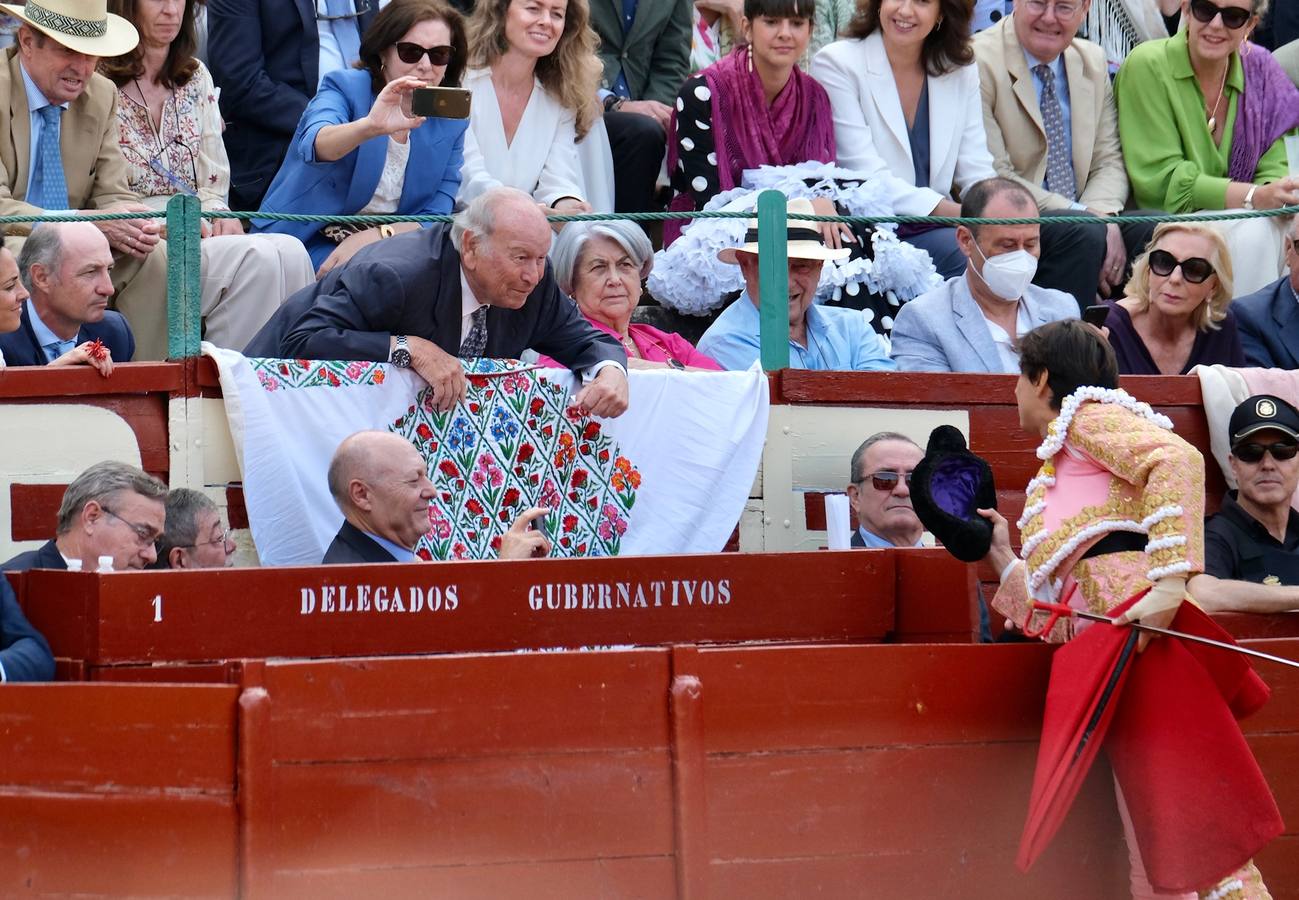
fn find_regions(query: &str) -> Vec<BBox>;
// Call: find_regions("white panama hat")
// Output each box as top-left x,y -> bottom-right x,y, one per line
717,197 -> 853,264
2,0 -> 139,58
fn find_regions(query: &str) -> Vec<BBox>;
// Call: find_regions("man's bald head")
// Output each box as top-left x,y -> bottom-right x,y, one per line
328,431 -> 436,550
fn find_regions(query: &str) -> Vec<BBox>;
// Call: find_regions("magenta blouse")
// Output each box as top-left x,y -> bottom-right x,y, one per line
537,316 -> 723,371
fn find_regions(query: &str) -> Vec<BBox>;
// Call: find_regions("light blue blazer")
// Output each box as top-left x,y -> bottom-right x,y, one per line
253,68 -> 467,269
889,274 -> 1078,373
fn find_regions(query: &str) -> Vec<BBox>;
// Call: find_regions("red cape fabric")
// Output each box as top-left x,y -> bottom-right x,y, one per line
1017,596 -> 1283,891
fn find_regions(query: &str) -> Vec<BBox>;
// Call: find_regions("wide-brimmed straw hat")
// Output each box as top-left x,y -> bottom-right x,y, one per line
717,197 -> 852,264
1,0 -> 139,58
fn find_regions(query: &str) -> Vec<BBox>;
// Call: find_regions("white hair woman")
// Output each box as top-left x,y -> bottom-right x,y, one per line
537,220 -> 722,370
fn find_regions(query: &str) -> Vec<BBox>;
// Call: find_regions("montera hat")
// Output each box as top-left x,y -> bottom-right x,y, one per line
910,425 -> 998,563
717,197 -> 852,264
2,0 -> 139,58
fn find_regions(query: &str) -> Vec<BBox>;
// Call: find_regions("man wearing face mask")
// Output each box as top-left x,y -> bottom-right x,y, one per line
890,178 -> 1079,373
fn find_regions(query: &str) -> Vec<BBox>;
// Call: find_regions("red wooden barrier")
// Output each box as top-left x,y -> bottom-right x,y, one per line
0,682 -> 239,897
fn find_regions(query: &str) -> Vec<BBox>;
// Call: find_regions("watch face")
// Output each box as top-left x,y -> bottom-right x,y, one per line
391,348 -> 413,368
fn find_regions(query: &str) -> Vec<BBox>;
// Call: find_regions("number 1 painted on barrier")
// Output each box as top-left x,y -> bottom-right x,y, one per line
151,594 -> 163,622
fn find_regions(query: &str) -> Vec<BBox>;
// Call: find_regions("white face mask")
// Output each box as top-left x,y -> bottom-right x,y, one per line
970,243 -> 1038,302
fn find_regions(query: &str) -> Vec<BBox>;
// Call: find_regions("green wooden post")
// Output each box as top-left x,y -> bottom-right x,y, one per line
165,193 -> 203,359
756,189 -> 789,371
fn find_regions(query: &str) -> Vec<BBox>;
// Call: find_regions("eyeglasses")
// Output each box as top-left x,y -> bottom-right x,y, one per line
1148,248 -> 1215,284
1021,0 -> 1082,18
121,140 -> 199,196
1188,0 -> 1253,30
1233,441 -> 1299,463
856,470 -> 914,492
315,0 -> 372,21
394,42 -> 455,65
101,507 -> 161,547
179,528 -> 232,549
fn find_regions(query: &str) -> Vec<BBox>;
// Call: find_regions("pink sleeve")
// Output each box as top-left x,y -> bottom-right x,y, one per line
665,331 -> 724,371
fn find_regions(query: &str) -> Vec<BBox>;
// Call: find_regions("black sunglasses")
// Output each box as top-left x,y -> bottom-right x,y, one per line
1188,0 -> 1252,30
395,42 -> 455,65
1233,441 -> 1299,463
1148,248 -> 1215,284
857,470 -> 913,492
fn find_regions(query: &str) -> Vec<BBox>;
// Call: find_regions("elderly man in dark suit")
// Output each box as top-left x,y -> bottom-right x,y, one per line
592,0 -> 690,213
1235,217 -> 1299,369
0,579 -> 54,682
208,0 -> 376,210
246,186 -> 630,417
0,223 -> 133,372
323,431 -> 550,564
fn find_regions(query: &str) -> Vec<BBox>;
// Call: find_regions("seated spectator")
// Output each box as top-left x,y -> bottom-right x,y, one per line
697,197 -> 895,371
458,0 -> 609,215
1100,222 -> 1246,374
255,0 -> 469,275
1191,395 -> 1299,613
245,187 -> 630,417
1234,216 -> 1299,368
0,233 -> 26,368
208,0 -> 376,211
592,0 -> 688,215
101,0 -> 315,352
152,488 -> 234,569
667,0 -> 837,246
536,221 -> 722,370
847,432 -> 924,548
973,0 -> 1158,308
325,430 -> 551,563
811,0 -> 995,280
0,3 -> 171,358
890,178 -> 1077,373
1115,0 -> 1299,295
0,224 -> 132,375
1,461 -> 167,572
1,577 -> 55,682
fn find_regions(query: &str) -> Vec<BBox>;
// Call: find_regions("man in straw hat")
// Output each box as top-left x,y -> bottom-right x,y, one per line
0,0 -> 171,359
696,196 -> 894,372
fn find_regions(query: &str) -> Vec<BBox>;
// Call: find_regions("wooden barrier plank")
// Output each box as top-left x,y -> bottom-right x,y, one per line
890,549 -> 977,641
263,857 -> 676,900
1239,639 -> 1299,734
1254,835 -> 1299,900
0,362 -> 185,398
1218,612 -> 1299,641
693,643 -> 1053,751
19,552 -> 897,665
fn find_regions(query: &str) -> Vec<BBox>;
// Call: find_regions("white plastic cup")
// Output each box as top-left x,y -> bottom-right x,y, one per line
1286,134 -> 1299,179
96,555 -> 114,573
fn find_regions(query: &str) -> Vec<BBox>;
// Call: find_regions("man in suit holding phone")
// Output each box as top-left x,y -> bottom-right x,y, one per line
246,187 -> 631,418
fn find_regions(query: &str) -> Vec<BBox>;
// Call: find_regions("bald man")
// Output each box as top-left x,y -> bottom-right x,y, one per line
323,431 -> 551,564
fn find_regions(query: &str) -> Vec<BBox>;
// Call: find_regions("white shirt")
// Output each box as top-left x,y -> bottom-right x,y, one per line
983,302 -> 1032,372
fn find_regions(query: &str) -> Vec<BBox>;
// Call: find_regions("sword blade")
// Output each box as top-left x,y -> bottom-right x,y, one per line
1073,610 -> 1299,670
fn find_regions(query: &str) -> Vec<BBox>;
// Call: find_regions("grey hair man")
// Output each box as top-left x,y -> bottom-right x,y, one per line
244,186 -> 629,417
1234,217 -> 1299,369
322,430 -> 551,565
1,460 -> 167,572
152,488 -> 235,570
846,432 -> 926,549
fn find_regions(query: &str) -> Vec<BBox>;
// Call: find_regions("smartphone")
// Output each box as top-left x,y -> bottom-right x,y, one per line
402,86 -> 472,119
1082,304 -> 1109,328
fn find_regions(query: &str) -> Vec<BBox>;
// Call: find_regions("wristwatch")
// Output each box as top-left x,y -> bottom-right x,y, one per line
666,357 -> 685,370
1243,184 -> 1258,210
389,335 -> 412,368
603,94 -> 625,113
378,223 -> 396,239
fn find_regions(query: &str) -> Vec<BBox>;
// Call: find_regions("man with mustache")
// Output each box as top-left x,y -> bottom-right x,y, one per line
1192,395 -> 1299,613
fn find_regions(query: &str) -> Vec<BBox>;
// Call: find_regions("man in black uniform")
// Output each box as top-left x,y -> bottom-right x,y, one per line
1192,395 -> 1299,613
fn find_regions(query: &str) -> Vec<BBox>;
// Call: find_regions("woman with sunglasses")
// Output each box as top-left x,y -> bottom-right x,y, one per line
100,0 -> 315,351
254,0 -> 470,275
1099,222 -> 1245,374
978,318 -> 1278,899
1115,0 -> 1299,295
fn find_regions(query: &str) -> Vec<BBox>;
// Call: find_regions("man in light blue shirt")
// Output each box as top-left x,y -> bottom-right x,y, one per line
697,198 -> 895,372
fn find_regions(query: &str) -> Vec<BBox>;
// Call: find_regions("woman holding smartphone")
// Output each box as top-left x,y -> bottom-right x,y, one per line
255,0 -> 470,275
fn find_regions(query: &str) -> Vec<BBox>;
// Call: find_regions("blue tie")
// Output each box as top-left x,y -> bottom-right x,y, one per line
612,0 -> 637,98
31,106 -> 68,211
325,0 -> 362,67
43,338 -> 75,363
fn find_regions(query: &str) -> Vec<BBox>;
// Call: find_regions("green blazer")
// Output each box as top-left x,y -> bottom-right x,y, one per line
590,0 -> 692,105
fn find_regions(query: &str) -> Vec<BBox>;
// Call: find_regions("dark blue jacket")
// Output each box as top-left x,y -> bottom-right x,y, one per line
322,520 -> 400,565
2,539 -> 67,573
207,0 -> 377,210
254,69 -> 466,269
0,304 -> 134,367
1,577 -> 55,682
1234,276 -> 1299,370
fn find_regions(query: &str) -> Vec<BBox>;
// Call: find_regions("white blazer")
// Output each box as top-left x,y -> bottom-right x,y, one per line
458,67 -> 612,211
811,32 -> 995,216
